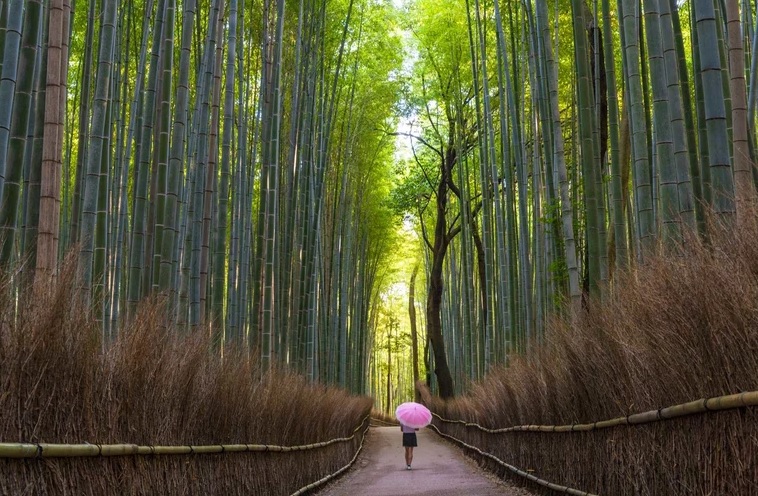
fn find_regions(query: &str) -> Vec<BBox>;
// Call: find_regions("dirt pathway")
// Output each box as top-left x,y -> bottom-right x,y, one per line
315,426 -> 535,496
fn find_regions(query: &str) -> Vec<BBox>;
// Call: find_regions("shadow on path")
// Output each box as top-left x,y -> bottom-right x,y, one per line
315,426 -> 535,496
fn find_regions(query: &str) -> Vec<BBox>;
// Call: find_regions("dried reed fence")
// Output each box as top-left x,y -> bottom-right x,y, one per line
290,419 -> 371,496
431,392 -> 757,495
427,218 -> 758,495
0,263 -> 372,495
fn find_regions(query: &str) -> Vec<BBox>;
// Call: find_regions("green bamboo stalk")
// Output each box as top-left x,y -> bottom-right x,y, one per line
600,0 -> 627,269
127,0 -> 166,312
693,0 -> 736,217
672,0 -> 705,232
211,0 -> 238,341
0,1 -> 7,77
494,0 -> 533,341
659,0 -> 694,227
21,0 -> 46,264
535,0 -> 582,310
69,0 -> 98,248
202,6 -> 224,328
0,0 -> 40,266
643,0 -> 680,244
571,0 -> 602,291
188,0 -> 220,327
621,0 -> 655,258
0,0 -> 25,204
159,0 -> 196,299
78,0 -> 118,300
150,0 -> 175,292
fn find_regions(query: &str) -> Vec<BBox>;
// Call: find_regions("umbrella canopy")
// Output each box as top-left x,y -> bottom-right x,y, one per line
395,402 -> 432,429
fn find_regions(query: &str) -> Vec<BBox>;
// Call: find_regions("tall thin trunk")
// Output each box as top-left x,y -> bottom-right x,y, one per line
160,0 -> 196,296
212,0 -> 237,342
409,265 -> 420,402
0,0 -> 25,206
725,0 -> 755,220
426,142 -> 458,399
601,0 -> 627,271
79,0 -> 118,301
535,0 -> 581,311
0,0 -> 41,266
127,0 -> 165,312
36,0 -> 70,281
621,0 -> 655,258
572,0 -> 602,292
693,0 -> 736,217
643,0 -> 680,244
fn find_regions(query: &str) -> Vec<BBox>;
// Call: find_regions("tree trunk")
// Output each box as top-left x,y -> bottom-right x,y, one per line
693,0 -> 735,217
724,0 -> 755,221
409,265 -> 420,402
426,145 -> 457,399
426,269 -> 454,399
386,324 -> 392,415
36,0 -> 68,281
471,220 -> 487,344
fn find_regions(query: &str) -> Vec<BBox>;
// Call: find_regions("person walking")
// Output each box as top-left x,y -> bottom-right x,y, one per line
400,422 -> 418,470
395,401 -> 431,470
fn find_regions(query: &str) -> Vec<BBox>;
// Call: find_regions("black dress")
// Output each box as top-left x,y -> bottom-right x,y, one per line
402,432 -> 417,447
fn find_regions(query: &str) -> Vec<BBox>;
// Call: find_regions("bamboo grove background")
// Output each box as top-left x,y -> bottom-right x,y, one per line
2,0 -> 758,402
390,0 -> 758,398
0,0 -> 403,394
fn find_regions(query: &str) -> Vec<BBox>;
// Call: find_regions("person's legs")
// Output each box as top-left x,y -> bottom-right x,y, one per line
403,433 -> 417,469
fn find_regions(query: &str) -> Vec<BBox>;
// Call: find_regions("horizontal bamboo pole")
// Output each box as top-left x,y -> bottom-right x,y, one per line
429,424 -> 597,496
433,390 -> 758,434
0,415 -> 370,459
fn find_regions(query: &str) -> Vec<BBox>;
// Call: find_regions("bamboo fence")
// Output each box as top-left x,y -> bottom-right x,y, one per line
434,390 -> 758,433
0,428 -> 365,459
1,415 -> 370,495
290,418 -> 372,495
0,414 -> 369,458
431,390 -> 758,495
428,423 -> 597,496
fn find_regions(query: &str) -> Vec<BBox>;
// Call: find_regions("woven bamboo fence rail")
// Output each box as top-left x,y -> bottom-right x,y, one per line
0,415 -> 370,459
433,390 -> 758,433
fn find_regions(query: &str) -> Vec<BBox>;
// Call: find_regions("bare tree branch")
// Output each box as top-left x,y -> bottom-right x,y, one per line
388,130 -> 444,158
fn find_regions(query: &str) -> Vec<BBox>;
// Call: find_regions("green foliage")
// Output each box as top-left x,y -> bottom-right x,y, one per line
388,160 -> 430,217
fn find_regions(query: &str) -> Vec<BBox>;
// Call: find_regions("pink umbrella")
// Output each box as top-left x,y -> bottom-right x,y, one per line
395,401 -> 432,429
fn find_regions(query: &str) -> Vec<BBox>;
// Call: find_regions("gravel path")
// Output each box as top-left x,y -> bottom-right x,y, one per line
315,426 -> 536,496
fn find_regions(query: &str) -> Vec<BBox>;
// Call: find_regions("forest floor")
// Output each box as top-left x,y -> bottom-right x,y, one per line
315,426 -> 535,496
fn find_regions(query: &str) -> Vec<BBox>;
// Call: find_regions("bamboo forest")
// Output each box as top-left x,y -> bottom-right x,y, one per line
1,0 -> 758,493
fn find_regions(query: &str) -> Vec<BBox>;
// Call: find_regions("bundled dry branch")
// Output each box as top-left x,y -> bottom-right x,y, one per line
430,217 -> 758,495
0,264 -> 372,495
